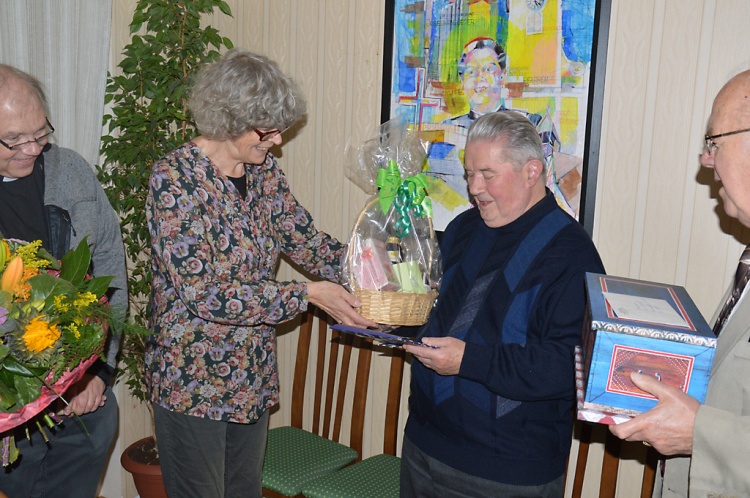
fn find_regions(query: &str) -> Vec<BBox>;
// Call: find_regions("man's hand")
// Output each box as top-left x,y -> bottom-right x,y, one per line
403,337 -> 465,375
58,374 -> 107,417
609,372 -> 700,455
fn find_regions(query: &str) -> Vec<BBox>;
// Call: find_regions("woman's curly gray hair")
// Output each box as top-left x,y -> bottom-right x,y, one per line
189,49 -> 306,140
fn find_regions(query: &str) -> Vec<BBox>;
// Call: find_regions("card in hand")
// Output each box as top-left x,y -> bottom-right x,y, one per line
331,324 -> 438,349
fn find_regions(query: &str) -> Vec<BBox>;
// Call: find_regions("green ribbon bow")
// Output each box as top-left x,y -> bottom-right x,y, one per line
376,160 -> 432,237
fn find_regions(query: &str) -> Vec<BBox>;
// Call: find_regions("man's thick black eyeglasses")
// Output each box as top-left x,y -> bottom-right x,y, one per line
704,127 -> 750,156
0,118 -> 55,151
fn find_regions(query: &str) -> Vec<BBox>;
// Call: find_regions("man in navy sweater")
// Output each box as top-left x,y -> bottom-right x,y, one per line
402,111 -> 604,497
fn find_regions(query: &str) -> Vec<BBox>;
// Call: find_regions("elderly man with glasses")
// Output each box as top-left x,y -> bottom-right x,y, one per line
610,70 -> 750,497
0,64 -> 126,497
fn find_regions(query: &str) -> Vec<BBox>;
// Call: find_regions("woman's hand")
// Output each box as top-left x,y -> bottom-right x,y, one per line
307,281 -> 378,328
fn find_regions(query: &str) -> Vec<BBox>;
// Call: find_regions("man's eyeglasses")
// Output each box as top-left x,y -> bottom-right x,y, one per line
253,127 -> 288,142
704,127 -> 750,156
0,118 -> 55,151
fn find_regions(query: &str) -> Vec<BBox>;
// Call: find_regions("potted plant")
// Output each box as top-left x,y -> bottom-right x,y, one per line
97,1 -> 234,496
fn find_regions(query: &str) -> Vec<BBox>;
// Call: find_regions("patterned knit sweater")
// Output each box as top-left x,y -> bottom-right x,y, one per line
405,191 -> 605,486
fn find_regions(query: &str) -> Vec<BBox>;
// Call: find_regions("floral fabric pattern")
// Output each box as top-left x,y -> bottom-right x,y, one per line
145,142 -> 343,423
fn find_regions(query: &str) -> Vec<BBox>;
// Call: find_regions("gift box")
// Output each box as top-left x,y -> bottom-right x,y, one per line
354,238 -> 400,291
577,273 -> 717,425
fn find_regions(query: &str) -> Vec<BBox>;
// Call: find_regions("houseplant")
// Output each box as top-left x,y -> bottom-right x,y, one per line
97,0 -> 234,495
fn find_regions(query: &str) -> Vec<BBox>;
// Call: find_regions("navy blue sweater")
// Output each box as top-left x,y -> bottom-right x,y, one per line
405,192 -> 605,486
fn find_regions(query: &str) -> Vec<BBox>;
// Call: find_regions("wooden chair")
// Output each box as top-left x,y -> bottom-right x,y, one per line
262,306 -> 375,498
300,347 -> 407,498
568,420 -> 659,497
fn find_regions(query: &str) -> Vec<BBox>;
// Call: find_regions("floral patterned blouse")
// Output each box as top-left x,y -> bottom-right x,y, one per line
145,142 -> 343,423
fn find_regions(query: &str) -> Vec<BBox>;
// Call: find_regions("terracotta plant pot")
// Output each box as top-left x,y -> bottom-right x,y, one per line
121,436 -> 167,498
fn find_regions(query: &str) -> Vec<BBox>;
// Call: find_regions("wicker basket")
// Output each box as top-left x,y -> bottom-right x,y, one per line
349,199 -> 438,326
353,287 -> 438,326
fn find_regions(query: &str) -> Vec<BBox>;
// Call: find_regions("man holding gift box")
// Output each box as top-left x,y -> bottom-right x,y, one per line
610,70 -> 750,496
401,111 -> 604,497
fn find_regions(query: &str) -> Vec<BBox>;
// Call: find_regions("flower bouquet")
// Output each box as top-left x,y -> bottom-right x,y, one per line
0,236 -> 114,466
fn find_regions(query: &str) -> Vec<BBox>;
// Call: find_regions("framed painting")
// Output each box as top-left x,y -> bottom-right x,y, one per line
382,0 -> 611,234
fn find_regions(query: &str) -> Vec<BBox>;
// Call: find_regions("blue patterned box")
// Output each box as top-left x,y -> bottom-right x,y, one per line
578,273 -> 717,424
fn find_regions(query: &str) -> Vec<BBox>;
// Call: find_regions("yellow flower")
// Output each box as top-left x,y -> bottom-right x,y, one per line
23,316 -> 61,353
15,240 -> 51,270
53,295 -> 70,312
67,323 -> 80,339
73,292 -> 97,308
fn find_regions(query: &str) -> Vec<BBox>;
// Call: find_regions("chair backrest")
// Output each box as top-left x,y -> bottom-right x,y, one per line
289,306 -> 374,458
382,348 -> 406,455
568,420 -> 658,498
289,305 -> 409,460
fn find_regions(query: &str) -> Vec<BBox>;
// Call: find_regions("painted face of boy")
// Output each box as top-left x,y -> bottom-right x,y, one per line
461,47 -> 505,114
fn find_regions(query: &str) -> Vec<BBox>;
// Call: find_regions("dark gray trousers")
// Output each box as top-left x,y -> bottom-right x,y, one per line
153,403 -> 269,498
0,386 -> 118,498
399,436 -> 565,498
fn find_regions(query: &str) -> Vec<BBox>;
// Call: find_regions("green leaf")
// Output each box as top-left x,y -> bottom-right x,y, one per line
0,378 -> 18,411
218,1 -> 232,16
59,237 -> 92,286
36,246 -> 60,270
14,376 -> 42,406
0,367 -> 14,387
0,343 -> 10,362
27,273 -> 77,304
2,357 -> 39,378
0,290 -> 12,308
0,316 -> 17,335
82,276 -> 114,299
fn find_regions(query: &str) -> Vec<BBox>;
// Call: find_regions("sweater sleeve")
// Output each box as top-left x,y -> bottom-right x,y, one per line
48,147 -> 127,383
148,152 -> 334,327
271,164 -> 344,283
88,171 -> 128,378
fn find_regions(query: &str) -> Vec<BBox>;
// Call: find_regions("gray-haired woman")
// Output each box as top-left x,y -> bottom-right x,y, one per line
144,49 -> 375,498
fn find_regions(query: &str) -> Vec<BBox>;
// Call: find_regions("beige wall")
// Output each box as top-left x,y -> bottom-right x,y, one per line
106,1 -> 750,496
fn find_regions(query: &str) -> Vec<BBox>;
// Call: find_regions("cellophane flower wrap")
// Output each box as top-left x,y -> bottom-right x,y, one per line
342,120 -> 442,324
0,237 -> 113,466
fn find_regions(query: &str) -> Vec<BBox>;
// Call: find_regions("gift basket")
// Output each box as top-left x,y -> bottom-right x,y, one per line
0,237 -> 115,465
343,120 -> 441,326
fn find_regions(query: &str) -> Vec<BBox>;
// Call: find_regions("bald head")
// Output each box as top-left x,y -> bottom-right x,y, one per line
0,65 -> 50,179
0,65 -> 48,116
701,69 -> 750,228
710,70 -> 750,133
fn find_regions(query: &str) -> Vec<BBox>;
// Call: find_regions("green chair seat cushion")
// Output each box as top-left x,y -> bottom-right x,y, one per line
262,426 -> 359,496
300,454 -> 401,498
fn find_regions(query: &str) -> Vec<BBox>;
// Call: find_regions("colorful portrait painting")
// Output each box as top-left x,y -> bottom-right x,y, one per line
388,0 -> 598,230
